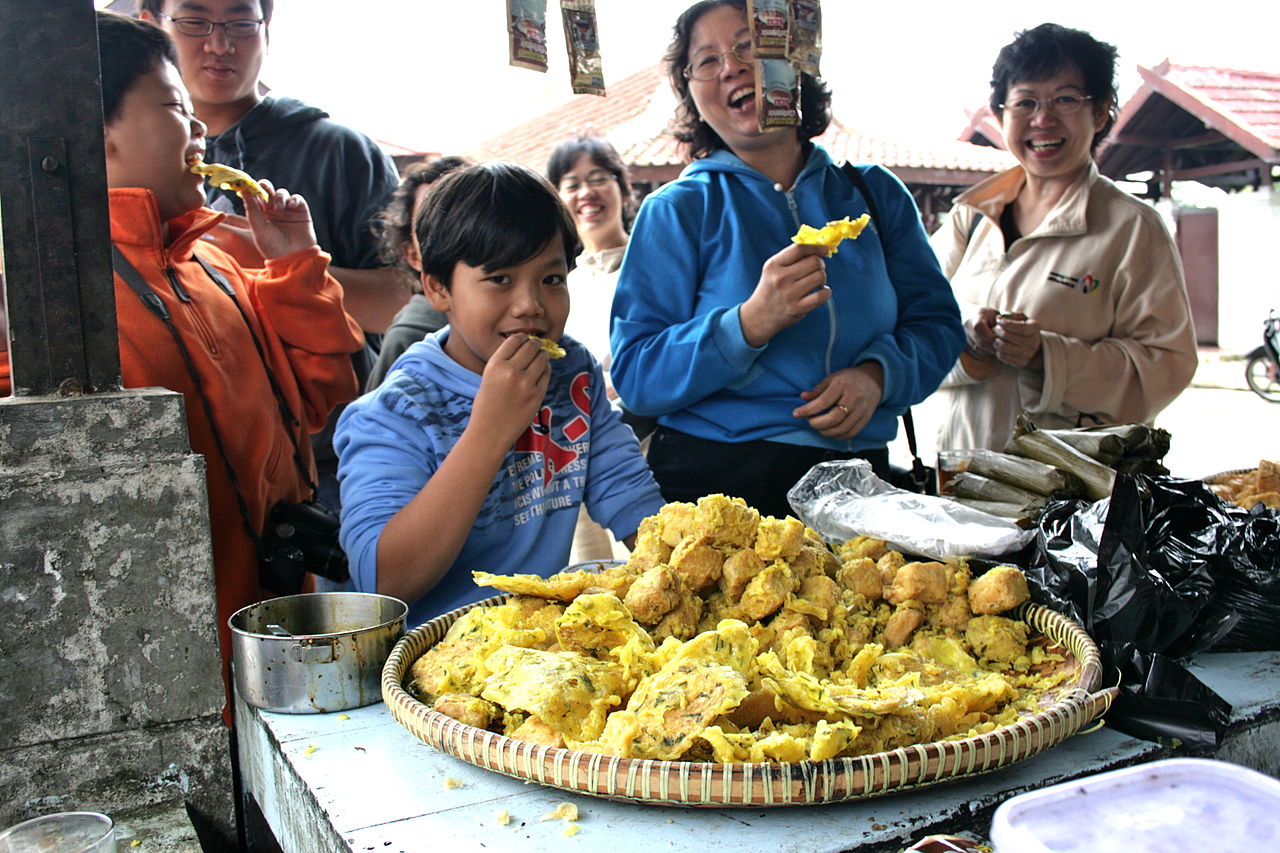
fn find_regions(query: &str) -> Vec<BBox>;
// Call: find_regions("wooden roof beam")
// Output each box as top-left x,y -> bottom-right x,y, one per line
1111,130 -> 1229,149
1168,157 -> 1272,181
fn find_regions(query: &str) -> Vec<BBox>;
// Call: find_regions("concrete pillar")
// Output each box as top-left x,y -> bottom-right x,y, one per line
0,388 -> 235,849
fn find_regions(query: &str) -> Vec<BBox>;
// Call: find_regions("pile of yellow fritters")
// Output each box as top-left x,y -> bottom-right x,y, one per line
408,495 -> 1075,763
1208,459 -> 1280,509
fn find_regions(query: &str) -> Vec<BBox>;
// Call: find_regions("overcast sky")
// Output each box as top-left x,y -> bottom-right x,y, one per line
188,1 -> 1280,154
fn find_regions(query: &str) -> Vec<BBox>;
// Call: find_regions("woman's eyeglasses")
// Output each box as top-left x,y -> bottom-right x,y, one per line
558,172 -> 614,194
684,42 -> 755,81
999,94 -> 1093,118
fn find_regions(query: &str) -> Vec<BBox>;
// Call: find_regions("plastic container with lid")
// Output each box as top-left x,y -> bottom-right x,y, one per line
989,757 -> 1280,853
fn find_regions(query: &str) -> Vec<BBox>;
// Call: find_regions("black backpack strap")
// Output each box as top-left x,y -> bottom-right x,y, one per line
966,211 -> 985,246
840,162 -> 931,486
840,161 -> 881,231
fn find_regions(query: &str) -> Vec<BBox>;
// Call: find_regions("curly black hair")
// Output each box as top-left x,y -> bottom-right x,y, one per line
372,155 -> 471,274
989,23 -> 1118,151
664,0 -> 831,160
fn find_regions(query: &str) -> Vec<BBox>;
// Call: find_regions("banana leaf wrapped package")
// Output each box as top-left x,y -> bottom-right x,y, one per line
966,449 -> 1084,498
1039,423 -> 1171,475
946,471 -> 1046,508
1004,416 -> 1116,501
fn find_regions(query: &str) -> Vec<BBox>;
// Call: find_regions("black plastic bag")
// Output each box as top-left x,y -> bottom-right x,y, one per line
1026,473 -> 1279,746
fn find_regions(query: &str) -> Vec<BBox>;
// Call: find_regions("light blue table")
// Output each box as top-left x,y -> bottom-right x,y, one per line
236,651 -> 1280,853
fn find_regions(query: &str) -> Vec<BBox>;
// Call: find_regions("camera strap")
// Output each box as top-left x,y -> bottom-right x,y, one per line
111,244 -> 267,556
110,244 -> 323,564
189,255 -> 320,498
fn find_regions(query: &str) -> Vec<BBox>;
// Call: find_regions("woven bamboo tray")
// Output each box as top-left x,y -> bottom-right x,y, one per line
382,598 -> 1113,807
1204,468 -> 1253,485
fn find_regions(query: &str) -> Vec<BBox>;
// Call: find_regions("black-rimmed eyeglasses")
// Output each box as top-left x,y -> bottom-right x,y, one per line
156,13 -> 264,38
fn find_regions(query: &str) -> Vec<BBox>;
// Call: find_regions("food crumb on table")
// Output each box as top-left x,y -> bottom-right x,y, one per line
495,809 -> 511,825
563,824 -> 581,837
443,777 -> 464,790
303,744 -> 317,756
540,802 -> 579,822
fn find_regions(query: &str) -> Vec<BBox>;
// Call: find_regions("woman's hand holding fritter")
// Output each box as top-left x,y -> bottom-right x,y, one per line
738,243 -> 831,348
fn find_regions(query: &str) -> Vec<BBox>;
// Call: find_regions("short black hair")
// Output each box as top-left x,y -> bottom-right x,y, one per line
665,0 -> 832,159
545,135 -> 634,229
97,11 -> 180,124
989,23 -> 1119,150
373,155 -> 471,273
137,0 -> 274,25
416,162 -> 580,290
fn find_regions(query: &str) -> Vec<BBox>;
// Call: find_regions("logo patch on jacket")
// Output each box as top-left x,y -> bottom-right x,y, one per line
513,372 -> 592,487
1047,270 -> 1101,294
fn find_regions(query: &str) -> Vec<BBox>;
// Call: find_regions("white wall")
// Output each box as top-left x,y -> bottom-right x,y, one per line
1215,186 -> 1280,352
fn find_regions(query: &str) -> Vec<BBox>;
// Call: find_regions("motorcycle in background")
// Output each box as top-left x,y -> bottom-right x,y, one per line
1245,309 -> 1280,402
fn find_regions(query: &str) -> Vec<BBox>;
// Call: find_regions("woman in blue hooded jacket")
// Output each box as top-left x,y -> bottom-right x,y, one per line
611,0 -> 964,518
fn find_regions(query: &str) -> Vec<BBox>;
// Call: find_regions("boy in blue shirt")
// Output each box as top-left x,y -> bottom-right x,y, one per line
335,162 -> 664,627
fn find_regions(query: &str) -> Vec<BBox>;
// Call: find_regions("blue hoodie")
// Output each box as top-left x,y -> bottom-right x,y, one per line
335,331 -> 664,628
610,144 -> 963,452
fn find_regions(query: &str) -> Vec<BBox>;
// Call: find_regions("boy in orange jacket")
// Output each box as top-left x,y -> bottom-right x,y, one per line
95,11 -> 363,710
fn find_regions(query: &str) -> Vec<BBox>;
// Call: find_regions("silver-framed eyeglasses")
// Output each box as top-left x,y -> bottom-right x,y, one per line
558,172 -> 614,194
684,42 -> 755,81
999,94 -> 1093,118
156,13 -> 264,38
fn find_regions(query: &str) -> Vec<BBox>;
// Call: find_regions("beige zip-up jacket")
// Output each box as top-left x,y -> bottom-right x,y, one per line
929,163 -> 1198,451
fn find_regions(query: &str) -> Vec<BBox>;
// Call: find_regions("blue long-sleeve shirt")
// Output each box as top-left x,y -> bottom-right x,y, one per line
610,144 -> 964,452
335,330 -> 664,627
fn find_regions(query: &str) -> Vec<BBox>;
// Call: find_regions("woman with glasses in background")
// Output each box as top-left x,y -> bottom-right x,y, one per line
609,0 -> 963,519
547,135 -> 633,387
548,135 -> 652,562
929,23 -> 1197,452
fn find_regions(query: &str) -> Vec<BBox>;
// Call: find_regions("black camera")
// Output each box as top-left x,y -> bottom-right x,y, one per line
258,499 -> 350,595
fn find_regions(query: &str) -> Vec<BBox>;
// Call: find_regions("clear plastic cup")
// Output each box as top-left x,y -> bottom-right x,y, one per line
936,448 -> 979,494
0,812 -> 115,853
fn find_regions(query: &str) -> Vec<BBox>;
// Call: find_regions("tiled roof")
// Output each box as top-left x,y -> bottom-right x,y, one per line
470,65 -> 1015,179
618,119 -> 1014,174
818,122 -> 1015,172
1131,63 -> 1280,153
1097,61 -> 1280,187
465,64 -> 670,171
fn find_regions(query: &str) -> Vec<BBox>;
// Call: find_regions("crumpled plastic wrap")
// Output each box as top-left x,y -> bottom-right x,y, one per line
786,459 -> 1036,560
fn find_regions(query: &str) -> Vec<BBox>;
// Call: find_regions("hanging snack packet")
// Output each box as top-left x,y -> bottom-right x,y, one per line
746,0 -> 789,59
507,0 -> 549,73
788,0 -> 822,77
756,59 -> 800,131
560,0 -> 605,96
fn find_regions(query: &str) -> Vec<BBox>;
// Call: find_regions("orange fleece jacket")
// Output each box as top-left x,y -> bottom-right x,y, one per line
111,188 -> 363,709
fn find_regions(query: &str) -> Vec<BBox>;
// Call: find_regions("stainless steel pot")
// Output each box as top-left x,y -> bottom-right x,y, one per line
230,592 -> 406,713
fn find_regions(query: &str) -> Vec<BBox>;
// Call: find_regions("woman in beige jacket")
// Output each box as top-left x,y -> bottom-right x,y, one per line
930,23 -> 1197,452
